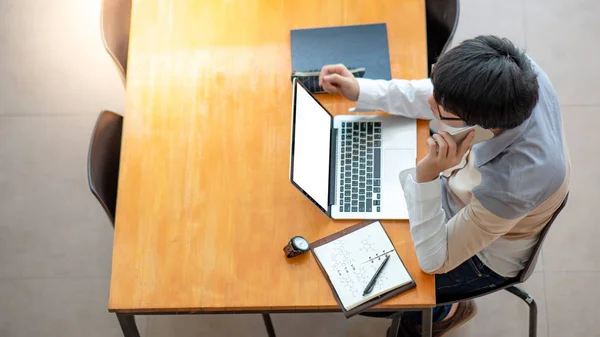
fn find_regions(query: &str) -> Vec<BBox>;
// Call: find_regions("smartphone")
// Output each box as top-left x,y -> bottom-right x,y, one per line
450,125 -> 494,146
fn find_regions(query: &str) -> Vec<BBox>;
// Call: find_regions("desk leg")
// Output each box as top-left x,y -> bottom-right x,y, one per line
262,313 -> 276,337
422,308 -> 433,337
117,313 -> 141,337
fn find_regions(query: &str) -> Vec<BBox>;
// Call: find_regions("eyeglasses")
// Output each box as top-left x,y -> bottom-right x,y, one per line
436,103 -> 463,121
439,114 -> 463,121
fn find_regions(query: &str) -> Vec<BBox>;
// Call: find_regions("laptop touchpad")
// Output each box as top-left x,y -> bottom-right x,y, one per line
381,149 -> 415,214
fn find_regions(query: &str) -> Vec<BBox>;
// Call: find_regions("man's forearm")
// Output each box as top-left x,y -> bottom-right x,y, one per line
354,78 -> 434,120
399,168 -> 448,273
416,161 -> 443,183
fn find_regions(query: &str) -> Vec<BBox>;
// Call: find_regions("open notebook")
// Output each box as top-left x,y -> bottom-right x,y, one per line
311,221 -> 415,317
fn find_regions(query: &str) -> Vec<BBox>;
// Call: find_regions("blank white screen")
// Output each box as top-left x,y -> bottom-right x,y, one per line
292,82 -> 332,211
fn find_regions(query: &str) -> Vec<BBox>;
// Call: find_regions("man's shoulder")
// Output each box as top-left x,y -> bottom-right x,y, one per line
528,56 -> 558,103
473,146 -> 567,219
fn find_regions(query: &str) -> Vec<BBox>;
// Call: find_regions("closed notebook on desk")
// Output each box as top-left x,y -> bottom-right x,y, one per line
311,221 -> 415,317
290,23 -> 392,80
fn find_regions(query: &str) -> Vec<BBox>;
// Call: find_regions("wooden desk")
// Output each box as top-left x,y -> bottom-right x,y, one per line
109,0 -> 434,336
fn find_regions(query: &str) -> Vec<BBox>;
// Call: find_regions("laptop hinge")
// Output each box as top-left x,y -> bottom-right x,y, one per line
328,127 -> 338,211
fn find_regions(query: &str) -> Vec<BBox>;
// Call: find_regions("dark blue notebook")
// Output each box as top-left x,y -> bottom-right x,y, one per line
290,23 -> 392,81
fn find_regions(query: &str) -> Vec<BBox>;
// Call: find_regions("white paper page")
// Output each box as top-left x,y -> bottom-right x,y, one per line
313,222 -> 412,311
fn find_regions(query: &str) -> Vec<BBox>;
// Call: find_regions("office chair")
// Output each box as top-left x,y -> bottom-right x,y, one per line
101,0 -> 132,85
87,110 -> 123,226
426,0 -> 460,76
386,194 -> 569,337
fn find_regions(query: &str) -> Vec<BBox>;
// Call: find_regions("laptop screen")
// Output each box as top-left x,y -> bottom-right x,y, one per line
290,80 -> 333,213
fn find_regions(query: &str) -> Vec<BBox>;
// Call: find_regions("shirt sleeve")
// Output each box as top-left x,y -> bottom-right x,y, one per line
354,78 -> 435,120
399,168 -> 530,274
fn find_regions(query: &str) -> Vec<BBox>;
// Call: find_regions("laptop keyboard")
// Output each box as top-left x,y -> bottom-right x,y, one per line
339,121 -> 382,213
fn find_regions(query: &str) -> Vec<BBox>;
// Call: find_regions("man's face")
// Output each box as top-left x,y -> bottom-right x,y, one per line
428,94 -> 466,128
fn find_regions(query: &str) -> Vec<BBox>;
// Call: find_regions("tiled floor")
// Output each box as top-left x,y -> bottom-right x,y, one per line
0,0 -> 597,336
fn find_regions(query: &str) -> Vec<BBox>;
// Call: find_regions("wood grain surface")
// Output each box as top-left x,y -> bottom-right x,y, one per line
109,0 -> 434,312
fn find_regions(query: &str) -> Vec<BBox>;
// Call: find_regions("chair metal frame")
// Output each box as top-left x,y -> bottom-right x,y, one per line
387,194 -> 569,337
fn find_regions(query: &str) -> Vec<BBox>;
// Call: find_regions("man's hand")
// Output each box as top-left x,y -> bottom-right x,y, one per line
318,64 -> 360,101
416,131 -> 475,183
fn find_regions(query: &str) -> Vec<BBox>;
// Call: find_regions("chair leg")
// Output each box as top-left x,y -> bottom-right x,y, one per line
387,315 -> 402,337
505,286 -> 537,337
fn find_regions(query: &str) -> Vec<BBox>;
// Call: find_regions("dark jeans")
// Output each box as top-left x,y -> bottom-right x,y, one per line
362,256 -> 512,323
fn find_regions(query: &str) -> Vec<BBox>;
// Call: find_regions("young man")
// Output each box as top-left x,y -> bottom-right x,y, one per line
319,35 -> 570,336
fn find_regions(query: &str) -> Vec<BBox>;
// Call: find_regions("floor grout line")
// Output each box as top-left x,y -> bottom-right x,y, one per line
522,0 -> 528,50
0,112 -> 105,117
145,315 -> 151,337
540,270 -> 600,273
542,270 -> 551,337
561,104 -> 600,107
0,275 -> 111,281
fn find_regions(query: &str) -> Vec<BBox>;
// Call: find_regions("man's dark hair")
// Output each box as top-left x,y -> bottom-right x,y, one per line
431,35 -> 539,129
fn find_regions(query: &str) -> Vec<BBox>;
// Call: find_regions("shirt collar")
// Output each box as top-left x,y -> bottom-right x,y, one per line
472,116 -> 531,168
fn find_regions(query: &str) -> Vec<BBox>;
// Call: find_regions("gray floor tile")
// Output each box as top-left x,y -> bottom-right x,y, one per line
0,0 -> 596,337
147,312 -> 389,337
0,0 -> 125,115
543,106 -> 600,271
273,313 -> 390,337
0,278 -> 146,337
147,314 -> 267,337
525,0 -> 600,105
0,115 -> 114,279
446,273 -> 547,337
451,0 -> 526,48
545,272 -> 600,337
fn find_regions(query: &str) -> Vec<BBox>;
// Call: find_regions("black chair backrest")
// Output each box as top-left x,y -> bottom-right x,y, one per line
518,194 -> 569,282
426,0 -> 460,76
87,110 -> 123,226
101,0 -> 132,84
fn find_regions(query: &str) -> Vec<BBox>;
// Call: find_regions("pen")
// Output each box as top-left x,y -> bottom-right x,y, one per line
362,254 -> 390,296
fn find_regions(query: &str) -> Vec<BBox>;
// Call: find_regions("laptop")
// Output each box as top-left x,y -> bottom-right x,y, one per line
289,78 -> 416,220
